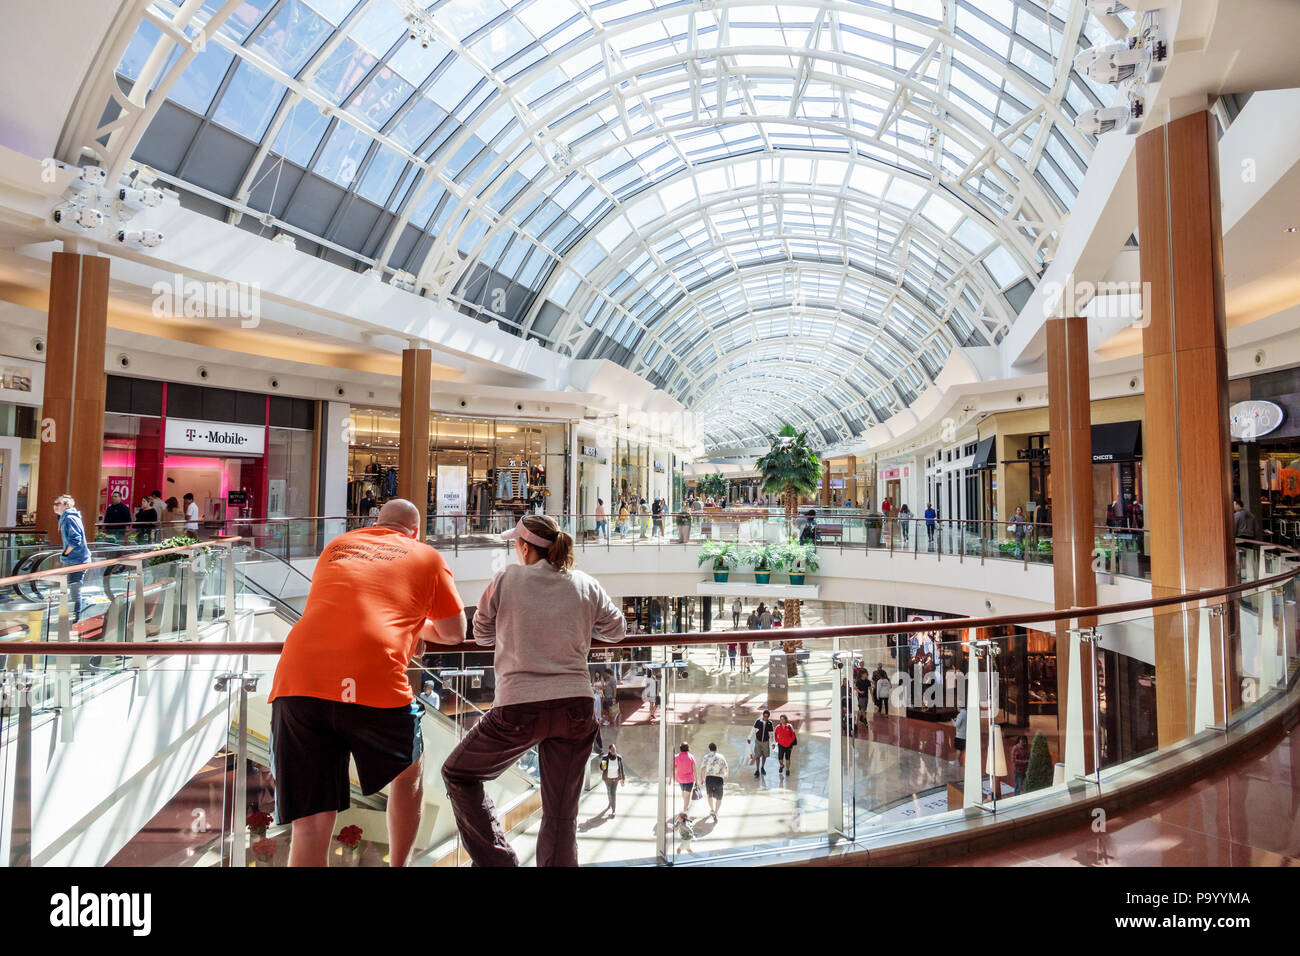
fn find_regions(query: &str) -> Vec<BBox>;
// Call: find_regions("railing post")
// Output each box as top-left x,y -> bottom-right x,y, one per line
132,560 -> 146,644
224,545 -> 237,629
232,659 -> 251,869
1194,600 -> 1217,734
655,646 -> 668,864
828,640 -> 845,840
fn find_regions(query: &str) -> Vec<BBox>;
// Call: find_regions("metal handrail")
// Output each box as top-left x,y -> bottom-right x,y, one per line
4,539 -> 1292,658
0,539 -> 241,587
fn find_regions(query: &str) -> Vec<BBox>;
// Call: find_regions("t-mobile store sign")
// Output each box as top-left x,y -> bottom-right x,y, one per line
164,418 -> 265,456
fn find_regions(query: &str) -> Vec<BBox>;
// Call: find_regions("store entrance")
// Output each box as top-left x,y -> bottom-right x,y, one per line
163,454 -> 260,530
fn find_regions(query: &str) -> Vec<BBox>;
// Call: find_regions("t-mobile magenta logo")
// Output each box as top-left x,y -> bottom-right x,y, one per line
185,428 -> 197,441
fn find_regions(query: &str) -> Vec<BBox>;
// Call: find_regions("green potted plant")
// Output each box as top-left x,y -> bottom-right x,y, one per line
774,540 -> 820,585
1022,731 -> 1055,793
697,541 -> 739,582
741,543 -> 777,584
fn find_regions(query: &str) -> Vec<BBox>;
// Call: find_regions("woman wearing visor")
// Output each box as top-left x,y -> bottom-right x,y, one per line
441,513 -> 626,866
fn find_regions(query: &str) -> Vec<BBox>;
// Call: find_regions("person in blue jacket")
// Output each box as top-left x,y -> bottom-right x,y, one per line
924,503 -> 938,549
53,494 -> 91,620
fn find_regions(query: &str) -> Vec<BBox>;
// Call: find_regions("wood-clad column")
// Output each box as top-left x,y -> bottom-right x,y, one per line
846,455 -> 858,506
397,348 -> 432,528
821,459 -> 832,507
1046,314 -> 1096,770
1137,109 -> 1238,747
35,251 -> 110,541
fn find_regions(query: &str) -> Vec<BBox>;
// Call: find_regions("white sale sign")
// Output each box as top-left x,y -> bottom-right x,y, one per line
437,465 -> 467,534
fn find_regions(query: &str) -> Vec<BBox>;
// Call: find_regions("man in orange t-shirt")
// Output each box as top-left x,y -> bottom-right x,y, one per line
268,499 -> 465,866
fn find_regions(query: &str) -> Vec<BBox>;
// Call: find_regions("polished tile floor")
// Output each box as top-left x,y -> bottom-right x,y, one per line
941,725 -> 1300,867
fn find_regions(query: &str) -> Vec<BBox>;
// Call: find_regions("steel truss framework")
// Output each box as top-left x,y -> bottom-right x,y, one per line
63,0 -> 1125,449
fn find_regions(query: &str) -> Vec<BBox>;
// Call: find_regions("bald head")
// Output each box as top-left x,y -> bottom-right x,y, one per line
376,499 -> 421,537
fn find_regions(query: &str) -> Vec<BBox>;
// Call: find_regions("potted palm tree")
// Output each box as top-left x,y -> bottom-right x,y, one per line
742,543 -> 777,584
697,541 -> 739,582
865,510 -> 884,548
774,540 -> 820,585
755,426 -> 822,628
674,509 -> 692,543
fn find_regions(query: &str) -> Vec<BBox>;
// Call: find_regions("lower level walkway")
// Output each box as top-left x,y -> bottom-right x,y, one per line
940,723 -> 1300,867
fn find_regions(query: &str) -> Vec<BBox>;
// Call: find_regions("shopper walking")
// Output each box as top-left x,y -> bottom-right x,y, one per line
268,499 -> 467,867
758,604 -> 773,629
1009,505 -> 1028,558
727,641 -> 737,671
617,499 -> 629,538
1012,735 -> 1030,794
162,496 -> 184,533
52,494 -> 91,621
872,663 -> 891,715
898,503 -> 912,544
601,669 -> 617,726
182,492 -> 200,534
594,498 -> 608,540
774,715 -> 798,776
674,742 -> 698,814
134,495 -> 159,544
953,705 -> 969,765
104,491 -> 131,535
651,497 -> 664,537
700,742 -> 729,820
924,502 -> 937,548
600,744 -> 626,817
732,597 -> 742,629
750,709 -> 775,776
643,668 -> 659,721
442,513 -> 625,866
739,641 -> 751,674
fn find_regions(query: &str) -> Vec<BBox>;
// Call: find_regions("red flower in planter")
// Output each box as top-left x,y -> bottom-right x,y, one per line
246,811 -> 273,831
335,824 -> 364,848
251,837 -> 277,861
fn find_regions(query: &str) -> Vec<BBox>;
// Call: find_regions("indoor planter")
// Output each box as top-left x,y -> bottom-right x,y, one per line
742,543 -> 777,584
774,540 -> 820,585
674,511 -> 691,543
697,541 -> 739,582
865,511 -> 883,548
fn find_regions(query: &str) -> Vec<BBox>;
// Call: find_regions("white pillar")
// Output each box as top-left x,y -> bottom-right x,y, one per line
1064,626 -> 1085,781
963,633 -> 983,808
567,421 -> 579,524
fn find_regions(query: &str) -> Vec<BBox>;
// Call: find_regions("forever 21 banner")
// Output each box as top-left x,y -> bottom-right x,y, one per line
163,417 -> 266,456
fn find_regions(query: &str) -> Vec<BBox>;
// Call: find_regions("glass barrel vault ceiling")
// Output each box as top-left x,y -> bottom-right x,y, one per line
110,0 -> 1125,450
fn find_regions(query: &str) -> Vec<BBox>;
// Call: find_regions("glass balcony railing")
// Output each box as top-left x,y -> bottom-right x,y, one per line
0,538 -> 1294,867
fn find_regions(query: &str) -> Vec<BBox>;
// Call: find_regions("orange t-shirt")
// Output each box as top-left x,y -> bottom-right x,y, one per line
268,527 -> 464,709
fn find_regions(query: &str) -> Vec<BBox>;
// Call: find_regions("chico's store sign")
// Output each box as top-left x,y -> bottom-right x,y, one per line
165,418 -> 265,456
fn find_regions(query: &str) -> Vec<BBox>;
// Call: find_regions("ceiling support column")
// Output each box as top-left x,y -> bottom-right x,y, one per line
1137,109 -> 1238,747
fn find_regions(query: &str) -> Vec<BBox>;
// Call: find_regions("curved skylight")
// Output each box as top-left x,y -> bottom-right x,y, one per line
88,0 -> 1124,449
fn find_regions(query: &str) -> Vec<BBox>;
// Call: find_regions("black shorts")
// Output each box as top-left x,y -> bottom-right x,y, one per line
680,781 -> 695,793
777,744 -> 794,761
705,775 -> 724,799
954,737 -> 966,752
270,696 -> 424,825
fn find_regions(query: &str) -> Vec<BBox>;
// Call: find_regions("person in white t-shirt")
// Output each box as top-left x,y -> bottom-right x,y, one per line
183,492 -> 200,534
642,671 -> 659,721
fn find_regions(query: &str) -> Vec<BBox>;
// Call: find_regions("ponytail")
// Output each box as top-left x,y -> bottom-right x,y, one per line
520,514 -> 575,572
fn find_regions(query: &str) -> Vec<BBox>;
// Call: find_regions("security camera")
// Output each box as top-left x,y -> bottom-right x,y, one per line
1074,43 -> 1149,85
1015,393 -> 1024,404
269,377 -> 280,390
458,399 -> 468,408
115,229 -> 164,247
1076,99 -> 1142,136
117,186 -> 165,209
53,204 -> 104,229
31,337 -> 45,354
69,166 -> 107,191
1085,0 -> 1129,14
117,353 -> 131,369
1255,349 -> 1266,366
516,403 -> 524,411
197,366 -> 209,380
1129,377 -> 1138,389
335,385 -> 346,397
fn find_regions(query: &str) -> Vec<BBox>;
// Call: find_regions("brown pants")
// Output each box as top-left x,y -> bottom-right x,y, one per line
442,696 -> 597,867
